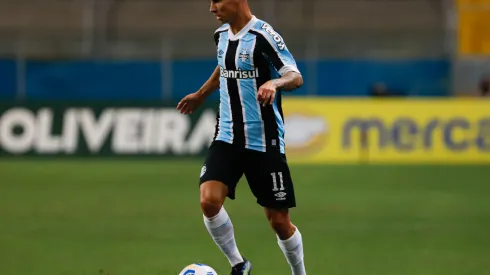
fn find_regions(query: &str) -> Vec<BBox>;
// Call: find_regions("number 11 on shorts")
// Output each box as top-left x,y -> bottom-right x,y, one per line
271,172 -> 285,191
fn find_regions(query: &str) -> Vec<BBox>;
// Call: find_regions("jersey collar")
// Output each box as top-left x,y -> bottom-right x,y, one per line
228,15 -> 258,41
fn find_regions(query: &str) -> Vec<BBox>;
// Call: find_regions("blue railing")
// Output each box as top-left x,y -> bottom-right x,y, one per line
0,58 -> 450,100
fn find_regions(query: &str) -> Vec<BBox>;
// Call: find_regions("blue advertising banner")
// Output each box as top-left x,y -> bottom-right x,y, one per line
0,58 -> 450,100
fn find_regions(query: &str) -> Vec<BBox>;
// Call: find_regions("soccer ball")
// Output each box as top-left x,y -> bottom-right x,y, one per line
178,263 -> 218,275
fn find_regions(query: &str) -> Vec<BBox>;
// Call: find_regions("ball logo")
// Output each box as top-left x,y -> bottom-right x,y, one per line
179,263 -> 217,275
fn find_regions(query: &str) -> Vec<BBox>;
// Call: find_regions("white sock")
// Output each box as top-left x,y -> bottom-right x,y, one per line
277,226 -> 306,275
203,207 -> 244,266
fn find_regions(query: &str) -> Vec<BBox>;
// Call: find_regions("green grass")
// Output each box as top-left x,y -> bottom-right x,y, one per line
1,160 -> 490,275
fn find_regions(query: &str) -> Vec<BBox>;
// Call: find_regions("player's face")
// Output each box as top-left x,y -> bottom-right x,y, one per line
210,0 -> 239,24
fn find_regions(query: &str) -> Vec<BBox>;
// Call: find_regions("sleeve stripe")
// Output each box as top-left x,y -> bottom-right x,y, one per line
214,30 -> 227,46
249,29 -> 285,72
279,65 -> 300,76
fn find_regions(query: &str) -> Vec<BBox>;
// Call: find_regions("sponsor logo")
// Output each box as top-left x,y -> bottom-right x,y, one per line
283,99 -> 490,164
274,192 -> 287,201
342,117 -> 490,152
0,108 -> 217,155
262,23 -> 286,51
284,111 -> 328,156
220,67 -> 259,79
217,49 -> 224,59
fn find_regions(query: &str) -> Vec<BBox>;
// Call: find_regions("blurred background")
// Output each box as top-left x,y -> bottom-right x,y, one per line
1,1 -> 490,275
0,0 -> 488,100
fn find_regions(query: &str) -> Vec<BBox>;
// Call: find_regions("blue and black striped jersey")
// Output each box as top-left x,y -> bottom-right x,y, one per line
213,16 -> 301,154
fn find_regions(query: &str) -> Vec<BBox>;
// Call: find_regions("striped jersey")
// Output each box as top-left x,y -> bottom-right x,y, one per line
213,15 -> 301,154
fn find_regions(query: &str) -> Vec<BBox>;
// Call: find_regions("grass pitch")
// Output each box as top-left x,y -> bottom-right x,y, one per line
1,160 -> 489,275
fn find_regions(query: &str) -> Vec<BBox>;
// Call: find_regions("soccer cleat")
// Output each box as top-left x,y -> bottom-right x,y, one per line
230,259 -> 252,275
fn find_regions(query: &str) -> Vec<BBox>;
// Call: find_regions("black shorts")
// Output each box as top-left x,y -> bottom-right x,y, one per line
199,140 -> 296,209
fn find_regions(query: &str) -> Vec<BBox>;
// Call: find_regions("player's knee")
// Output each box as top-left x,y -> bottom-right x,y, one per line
200,181 -> 228,218
200,199 -> 221,218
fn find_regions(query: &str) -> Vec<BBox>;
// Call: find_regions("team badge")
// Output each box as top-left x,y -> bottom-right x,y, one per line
239,48 -> 250,62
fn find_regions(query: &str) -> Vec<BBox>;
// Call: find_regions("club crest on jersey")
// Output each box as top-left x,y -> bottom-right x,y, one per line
220,66 -> 259,79
262,23 -> 286,51
238,48 -> 250,62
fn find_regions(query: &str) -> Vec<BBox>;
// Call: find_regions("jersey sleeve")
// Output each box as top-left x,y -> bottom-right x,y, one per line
214,25 -> 229,47
253,23 -> 301,76
214,31 -> 220,47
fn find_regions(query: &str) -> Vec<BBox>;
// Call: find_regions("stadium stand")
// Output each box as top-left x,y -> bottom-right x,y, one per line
0,0 -> 456,99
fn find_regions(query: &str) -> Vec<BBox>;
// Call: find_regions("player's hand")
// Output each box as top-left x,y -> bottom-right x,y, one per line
257,80 -> 278,106
177,92 -> 204,114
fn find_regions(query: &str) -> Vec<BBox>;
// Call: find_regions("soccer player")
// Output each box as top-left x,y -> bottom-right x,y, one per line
177,0 -> 306,274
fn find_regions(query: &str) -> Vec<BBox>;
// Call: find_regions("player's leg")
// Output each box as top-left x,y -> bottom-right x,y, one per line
199,141 -> 247,269
201,180 -> 245,267
200,180 -> 228,217
265,207 -> 306,275
265,208 -> 294,240
244,150 -> 306,275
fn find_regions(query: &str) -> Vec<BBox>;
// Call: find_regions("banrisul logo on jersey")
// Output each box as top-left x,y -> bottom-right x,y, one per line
262,23 -> 286,51
220,67 -> 259,79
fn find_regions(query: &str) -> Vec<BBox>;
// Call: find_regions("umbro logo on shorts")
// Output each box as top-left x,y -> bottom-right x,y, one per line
274,192 -> 287,201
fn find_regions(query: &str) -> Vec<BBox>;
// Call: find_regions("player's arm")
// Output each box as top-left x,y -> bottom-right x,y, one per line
254,26 -> 303,104
271,71 -> 303,91
178,30 -> 225,114
257,71 -> 302,106
177,65 -> 220,114
197,28 -> 227,98
197,65 -> 221,99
